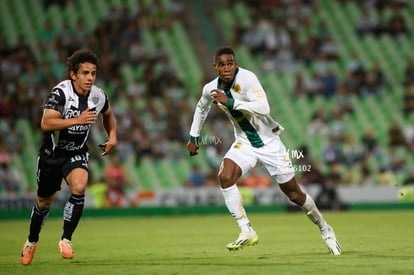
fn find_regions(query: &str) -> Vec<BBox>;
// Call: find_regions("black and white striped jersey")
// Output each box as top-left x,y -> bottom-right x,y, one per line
39,80 -> 109,163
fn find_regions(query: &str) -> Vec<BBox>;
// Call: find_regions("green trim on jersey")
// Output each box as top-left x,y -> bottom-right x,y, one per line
228,107 -> 264,147
222,87 -> 264,148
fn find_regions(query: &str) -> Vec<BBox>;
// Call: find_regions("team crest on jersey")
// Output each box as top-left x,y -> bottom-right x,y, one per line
232,84 -> 241,93
59,83 -> 66,88
233,142 -> 242,149
92,95 -> 99,105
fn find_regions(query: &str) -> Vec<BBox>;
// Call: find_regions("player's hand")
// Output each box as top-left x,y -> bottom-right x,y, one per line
210,89 -> 228,105
78,108 -> 98,125
99,141 -> 116,156
186,141 -> 199,157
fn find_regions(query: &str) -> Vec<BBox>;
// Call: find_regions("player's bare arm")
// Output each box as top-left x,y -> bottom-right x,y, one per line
99,106 -> 117,156
41,108 -> 98,132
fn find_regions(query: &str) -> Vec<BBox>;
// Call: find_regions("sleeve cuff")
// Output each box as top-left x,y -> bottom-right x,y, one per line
189,135 -> 199,145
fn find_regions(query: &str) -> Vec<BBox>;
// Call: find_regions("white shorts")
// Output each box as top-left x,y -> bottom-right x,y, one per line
223,137 -> 295,184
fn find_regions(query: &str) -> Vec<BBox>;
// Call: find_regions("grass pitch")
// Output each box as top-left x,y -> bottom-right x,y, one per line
1,210 -> 413,275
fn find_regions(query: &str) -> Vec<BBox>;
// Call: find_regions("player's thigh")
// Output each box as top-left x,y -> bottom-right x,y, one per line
218,158 -> 243,186
37,157 -> 64,198
63,153 -> 89,195
258,137 -> 295,183
223,141 -> 257,177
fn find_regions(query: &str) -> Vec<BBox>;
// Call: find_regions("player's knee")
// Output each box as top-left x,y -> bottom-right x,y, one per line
37,197 -> 54,209
287,191 -> 304,205
275,172 -> 295,184
67,178 -> 88,195
218,171 -> 237,188
71,185 -> 87,195
279,175 -> 306,205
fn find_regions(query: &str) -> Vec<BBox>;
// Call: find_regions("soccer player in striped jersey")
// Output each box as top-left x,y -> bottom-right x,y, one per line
20,49 -> 118,265
186,47 -> 341,255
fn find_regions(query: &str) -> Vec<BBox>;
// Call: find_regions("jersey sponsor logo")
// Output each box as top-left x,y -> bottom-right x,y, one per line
67,124 -> 89,132
64,109 -> 81,119
253,89 -> 264,98
59,141 -> 85,151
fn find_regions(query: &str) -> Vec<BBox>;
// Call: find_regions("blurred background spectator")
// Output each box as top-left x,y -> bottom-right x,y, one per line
0,0 -> 413,206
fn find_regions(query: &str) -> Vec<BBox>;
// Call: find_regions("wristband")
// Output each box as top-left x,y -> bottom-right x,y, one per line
189,135 -> 199,146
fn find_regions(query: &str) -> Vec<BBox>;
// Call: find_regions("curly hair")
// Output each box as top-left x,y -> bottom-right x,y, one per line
66,49 -> 99,77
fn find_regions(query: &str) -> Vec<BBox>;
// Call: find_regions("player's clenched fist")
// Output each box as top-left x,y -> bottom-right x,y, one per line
186,140 -> 199,156
210,89 -> 228,105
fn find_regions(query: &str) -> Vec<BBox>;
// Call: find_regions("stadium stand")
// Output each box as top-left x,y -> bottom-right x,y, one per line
0,0 -> 413,198
212,1 -> 413,179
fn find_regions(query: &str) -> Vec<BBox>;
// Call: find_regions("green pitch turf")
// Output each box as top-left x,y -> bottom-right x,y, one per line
1,210 -> 413,275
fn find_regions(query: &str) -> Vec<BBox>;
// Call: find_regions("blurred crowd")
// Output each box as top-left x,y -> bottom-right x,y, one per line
0,0 -> 191,196
223,0 -> 414,191
1,0 -> 413,202
354,0 -> 410,37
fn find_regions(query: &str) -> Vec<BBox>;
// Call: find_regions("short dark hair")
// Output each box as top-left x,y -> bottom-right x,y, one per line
214,46 -> 235,60
67,49 -> 99,77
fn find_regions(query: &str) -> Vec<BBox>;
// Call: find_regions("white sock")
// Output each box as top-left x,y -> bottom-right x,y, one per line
302,193 -> 328,230
221,184 -> 253,232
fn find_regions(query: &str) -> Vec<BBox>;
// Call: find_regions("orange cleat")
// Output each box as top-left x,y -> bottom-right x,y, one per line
59,238 -> 74,259
20,240 -> 38,266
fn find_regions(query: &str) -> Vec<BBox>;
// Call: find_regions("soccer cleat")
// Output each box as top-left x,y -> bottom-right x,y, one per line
321,225 -> 342,255
59,238 -> 74,259
226,231 -> 259,251
20,240 -> 38,266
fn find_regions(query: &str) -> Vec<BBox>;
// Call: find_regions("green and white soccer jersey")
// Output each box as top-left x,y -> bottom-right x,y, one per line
189,67 -> 295,181
189,67 -> 283,148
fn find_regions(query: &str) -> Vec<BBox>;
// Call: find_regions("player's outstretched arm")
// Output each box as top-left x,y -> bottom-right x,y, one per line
100,105 -> 117,156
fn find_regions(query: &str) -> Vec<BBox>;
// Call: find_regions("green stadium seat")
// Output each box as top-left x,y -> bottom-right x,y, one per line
89,159 -> 104,184
138,158 -> 162,190
233,2 -> 252,28
0,1 -> 18,45
156,29 -> 185,80
63,3 -> 78,29
120,64 -> 135,85
155,160 -> 181,190
26,0 -> 45,33
13,120 -> 37,190
171,21 -> 203,90
47,5 -> 63,32
134,160 -> 157,191
215,9 -> 234,42
10,155 -> 31,193
90,0 -> 110,20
